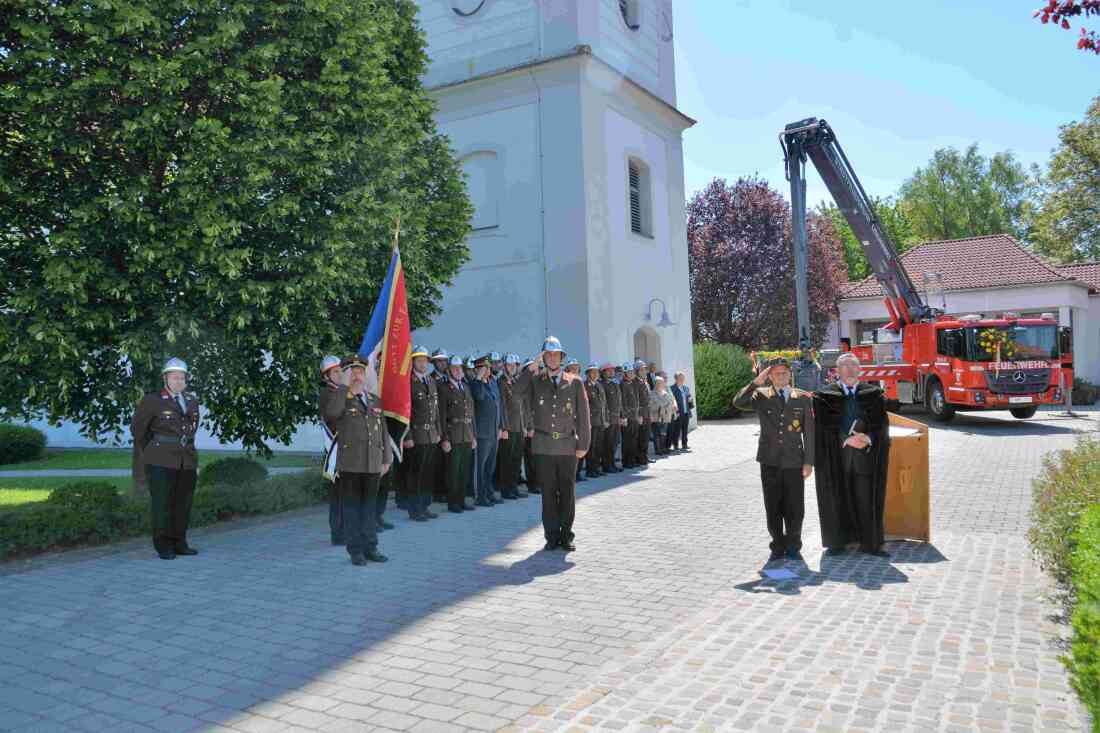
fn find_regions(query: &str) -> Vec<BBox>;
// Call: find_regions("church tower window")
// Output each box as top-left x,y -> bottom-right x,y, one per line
461,150 -> 501,231
628,157 -> 652,237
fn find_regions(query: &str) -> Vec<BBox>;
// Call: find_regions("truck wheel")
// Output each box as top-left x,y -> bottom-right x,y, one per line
1010,405 -> 1038,419
926,380 -> 955,422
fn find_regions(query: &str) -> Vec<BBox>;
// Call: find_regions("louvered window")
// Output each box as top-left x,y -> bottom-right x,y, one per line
629,161 -> 643,234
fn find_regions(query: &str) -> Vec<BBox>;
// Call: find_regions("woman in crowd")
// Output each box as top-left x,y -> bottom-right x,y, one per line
649,376 -> 678,456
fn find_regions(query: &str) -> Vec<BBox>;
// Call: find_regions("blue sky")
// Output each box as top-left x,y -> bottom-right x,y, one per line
673,0 -> 1098,208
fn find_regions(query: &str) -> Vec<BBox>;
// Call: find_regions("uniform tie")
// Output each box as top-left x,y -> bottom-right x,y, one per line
176,394 -> 187,414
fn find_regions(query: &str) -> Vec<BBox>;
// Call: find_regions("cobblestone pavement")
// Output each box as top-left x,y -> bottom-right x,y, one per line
0,408 -> 1096,733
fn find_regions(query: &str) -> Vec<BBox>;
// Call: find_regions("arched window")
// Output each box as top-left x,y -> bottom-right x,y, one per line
627,157 -> 652,237
461,150 -> 501,231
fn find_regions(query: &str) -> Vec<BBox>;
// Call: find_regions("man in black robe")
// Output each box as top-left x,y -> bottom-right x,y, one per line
813,352 -> 891,557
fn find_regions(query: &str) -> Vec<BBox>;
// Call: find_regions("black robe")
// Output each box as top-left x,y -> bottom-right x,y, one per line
813,382 -> 891,550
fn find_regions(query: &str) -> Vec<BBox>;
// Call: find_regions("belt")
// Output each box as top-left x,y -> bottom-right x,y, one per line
448,418 -> 472,424
535,428 -> 574,440
151,434 -> 191,447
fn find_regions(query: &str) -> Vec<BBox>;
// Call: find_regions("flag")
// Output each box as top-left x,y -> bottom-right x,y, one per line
359,240 -> 412,460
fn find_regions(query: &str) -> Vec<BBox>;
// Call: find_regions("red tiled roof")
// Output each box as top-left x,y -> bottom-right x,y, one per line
840,234 -> 1083,299
1057,262 -> 1100,293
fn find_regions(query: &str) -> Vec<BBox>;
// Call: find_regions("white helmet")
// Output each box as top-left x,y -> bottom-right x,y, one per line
320,355 -> 341,375
541,336 -> 564,354
490,351 -> 502,362
162,358 -> 189,375
505,353 -> 521,365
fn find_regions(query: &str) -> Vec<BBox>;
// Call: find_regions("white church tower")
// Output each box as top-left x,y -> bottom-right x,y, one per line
413,0 -> 695,382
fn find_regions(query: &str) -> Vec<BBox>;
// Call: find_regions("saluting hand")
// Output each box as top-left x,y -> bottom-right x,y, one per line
500,430 -> 508,440
802,464 -> 813,479
441,439 -> 451,454
526,429 -> 534,439
403,439 -> 414,449
753,366 -> 771,386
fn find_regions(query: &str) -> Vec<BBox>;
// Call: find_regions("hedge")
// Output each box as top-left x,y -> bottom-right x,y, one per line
0,424 -> 47,465
692,341 -> 754,419
0,471 -> 327,559
1073,378 -> 1099,406
1029,437 -> 1100,586
197,456 -> 268,488
1068,504 -> 1100,726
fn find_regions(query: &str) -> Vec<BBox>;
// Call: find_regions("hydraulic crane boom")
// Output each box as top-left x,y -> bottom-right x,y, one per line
780,118 -> 934,339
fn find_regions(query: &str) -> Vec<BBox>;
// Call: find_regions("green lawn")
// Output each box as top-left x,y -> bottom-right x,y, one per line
3,448 -> 319,471
0,476 -> 133,508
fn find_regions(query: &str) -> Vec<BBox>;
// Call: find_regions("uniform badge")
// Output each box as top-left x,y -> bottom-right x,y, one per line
565,401 -> 573,415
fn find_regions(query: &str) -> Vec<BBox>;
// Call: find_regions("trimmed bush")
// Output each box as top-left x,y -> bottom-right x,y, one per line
197,457 -> 268,488
0,481 -> 145,557
693,341 -> 755,419
0,423 -> 47,465
192,470 -> 326,526
1029,437 -> 1100,586
1072,378 -> 1099,406
1067,504 -> 1100,725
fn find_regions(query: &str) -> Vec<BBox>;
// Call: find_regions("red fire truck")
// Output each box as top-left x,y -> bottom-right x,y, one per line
780,118 -> 1073,421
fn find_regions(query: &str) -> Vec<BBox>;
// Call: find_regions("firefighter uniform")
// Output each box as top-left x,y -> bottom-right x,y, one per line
582,365 -> 607,478
600,364 -> 623,473
520,357 -> 539,494
407,345 -> 445,521
515,337 -> 592,551
497,354 -> 527,499
634,361 -> 653,465
733,363 -> 816,559
131,358 -> 200,560
430,349 -> 451,501
318,354 -> 344,544
620,365 -> 641,468
439,355 -> 477,513
323,354 -> 392,564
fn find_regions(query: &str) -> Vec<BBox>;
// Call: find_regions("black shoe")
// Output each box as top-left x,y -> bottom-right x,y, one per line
786,547 -> 804,561
503,492 -> 519,500
330,536 -> 344,546
448,506 -> 464,514
350,554 -> 367,566
424,510 -> 438,519
823,547 -> 847,557
378,520 -> 395,530
560,540 -> 576,552
862,548 -> 891,558
475,499 -> 492,507
365,550 -> 388,563
576,475 -> 586,482
174,546 -> 198,556
528,488 -> 541,495
543,540 -> 559,551
411,514 -> 429,522
490,496 -> 503,504
517,491 -> 529,498
767,551 -> 785,563
463,502 -> 477,510
157,551 -> 176,560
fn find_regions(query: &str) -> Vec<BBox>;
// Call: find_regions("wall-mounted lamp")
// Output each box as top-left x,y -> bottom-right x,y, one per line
644,298 -> 674,328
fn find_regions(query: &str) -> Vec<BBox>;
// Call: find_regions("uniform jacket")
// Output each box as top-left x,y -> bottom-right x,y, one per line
515,369 -> 592,456
319,382 -> 342,433
131,389 -> 201,486
499,373 -> 526,434
438,376 -> 476,444
620,378 -> 640,424
469,376 -> 503,439
635,378 -> 651,424
323,387 -> 391,474
733,382 -> 816,469
601,377 -> 623,425
584,379 -> 608,429
409,372 -> 444,445
649,389 -> 677,423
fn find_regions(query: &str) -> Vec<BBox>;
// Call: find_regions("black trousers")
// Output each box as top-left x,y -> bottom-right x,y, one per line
497,435 -> 523,493
146,465 -> 197,554
338,472 -> 380,556
636,421 -> 651,462
376,470 -> 394,520
328,481 -> 344,543
534,454 -> 577,543
403,443 -> 438,517
446,443 -> 473,510
581,427 -> 602,476
621,422 -> 638,466
668,414 -> 689,449
523,436 -> 538,490
600,424 -> 619,471
760,464 -> 805,553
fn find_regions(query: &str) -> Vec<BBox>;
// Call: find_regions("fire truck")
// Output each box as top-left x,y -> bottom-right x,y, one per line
779,118 -> 1073,421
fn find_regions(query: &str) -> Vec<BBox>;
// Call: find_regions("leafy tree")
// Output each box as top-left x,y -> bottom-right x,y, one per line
897,145 -> 1041,244
817,196 -> 918,281
1034,1 -> 1100,55
687,177 -> 847,350
1033,96 -> 1100,262
0,0 -> 473,451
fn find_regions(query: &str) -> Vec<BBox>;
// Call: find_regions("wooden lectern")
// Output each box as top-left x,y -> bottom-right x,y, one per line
884,412 -> 930,542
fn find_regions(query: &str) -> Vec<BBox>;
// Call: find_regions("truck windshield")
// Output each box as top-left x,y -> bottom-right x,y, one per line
965,324 -> 1060,361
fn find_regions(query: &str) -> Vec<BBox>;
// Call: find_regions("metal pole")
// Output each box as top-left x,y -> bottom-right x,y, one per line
787,150 -> 817,390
